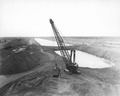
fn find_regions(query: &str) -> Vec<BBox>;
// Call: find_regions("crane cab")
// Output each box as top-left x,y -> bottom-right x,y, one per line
65,63 -> 81,74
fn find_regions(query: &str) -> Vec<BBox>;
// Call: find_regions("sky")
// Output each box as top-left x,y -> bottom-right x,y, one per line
0,0 -> 120,37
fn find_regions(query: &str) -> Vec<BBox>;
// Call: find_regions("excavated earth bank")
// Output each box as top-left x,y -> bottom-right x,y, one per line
75,44 -> 120,69
40,37 -> 120,68
0,38 -> 120,96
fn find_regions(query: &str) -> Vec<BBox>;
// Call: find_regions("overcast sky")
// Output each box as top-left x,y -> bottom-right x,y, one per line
0,0 -> 120,37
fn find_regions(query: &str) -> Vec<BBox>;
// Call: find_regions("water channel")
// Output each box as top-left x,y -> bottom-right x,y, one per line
35,38 -> 114,68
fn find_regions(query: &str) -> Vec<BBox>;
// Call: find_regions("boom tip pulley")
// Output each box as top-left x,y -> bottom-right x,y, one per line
49,19 -> 54,24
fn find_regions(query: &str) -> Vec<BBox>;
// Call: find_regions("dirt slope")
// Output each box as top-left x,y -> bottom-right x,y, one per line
0,38 -> 43,75
0,47 -> 120,96
0,38 -> 120,96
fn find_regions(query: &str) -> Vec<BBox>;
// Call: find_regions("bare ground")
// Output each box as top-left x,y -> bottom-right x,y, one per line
0,37 -> 120,96
0,46 -> 120,96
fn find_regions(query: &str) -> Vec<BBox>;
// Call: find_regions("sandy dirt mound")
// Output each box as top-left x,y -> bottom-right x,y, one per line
0,38 -> 44,75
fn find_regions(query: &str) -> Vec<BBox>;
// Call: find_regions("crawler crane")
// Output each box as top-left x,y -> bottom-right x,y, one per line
49,19 -> 80,74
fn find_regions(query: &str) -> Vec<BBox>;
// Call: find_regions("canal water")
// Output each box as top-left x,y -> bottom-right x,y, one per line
35,38 -> 113,68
